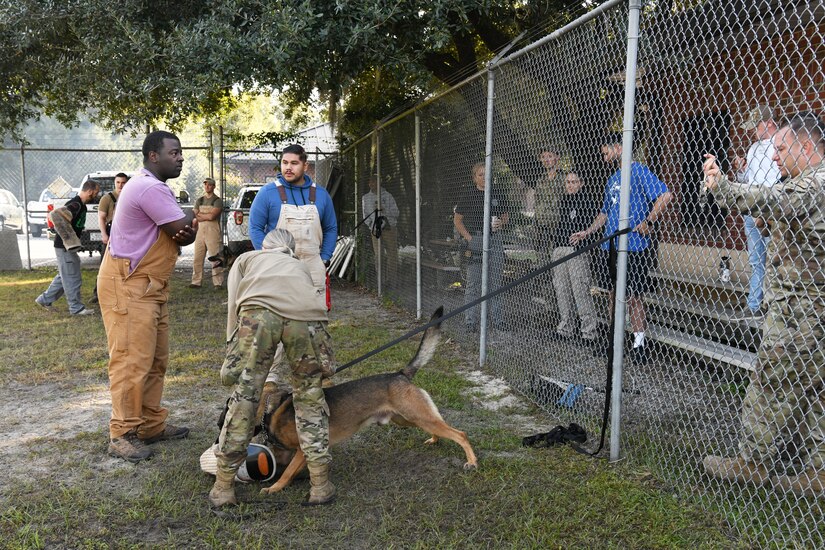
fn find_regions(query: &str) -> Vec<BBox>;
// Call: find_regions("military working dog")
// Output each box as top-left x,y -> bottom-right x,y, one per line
256,306 -> 478,496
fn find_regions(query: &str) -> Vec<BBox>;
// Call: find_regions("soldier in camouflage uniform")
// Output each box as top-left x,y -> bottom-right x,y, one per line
702,112 -> 825,499
209,228 -> 336,507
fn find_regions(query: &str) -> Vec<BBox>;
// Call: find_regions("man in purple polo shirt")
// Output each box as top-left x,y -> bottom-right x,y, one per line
99,130 -> 198,463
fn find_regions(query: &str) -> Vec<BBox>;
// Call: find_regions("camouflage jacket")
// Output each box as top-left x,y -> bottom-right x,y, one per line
716,163 -> 825,293
534,170 -> 564,229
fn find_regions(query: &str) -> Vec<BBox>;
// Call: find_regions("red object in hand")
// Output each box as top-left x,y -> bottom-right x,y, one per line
46,203 -> 55,229
325,270 -> 331,311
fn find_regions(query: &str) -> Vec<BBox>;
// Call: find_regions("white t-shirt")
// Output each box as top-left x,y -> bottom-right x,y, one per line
737,138 -> 781,187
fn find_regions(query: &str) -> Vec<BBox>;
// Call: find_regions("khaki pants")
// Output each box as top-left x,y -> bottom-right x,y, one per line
551,247 -> 598,339
370,226 -> 398,281
99,260 -> 170,440
192,221 -> 223,286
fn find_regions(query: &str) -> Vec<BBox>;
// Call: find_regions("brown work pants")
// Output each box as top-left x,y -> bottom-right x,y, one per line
99,238 -> 176,440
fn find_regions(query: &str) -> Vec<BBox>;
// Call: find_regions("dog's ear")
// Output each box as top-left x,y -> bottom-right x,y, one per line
431,306 -> 444,322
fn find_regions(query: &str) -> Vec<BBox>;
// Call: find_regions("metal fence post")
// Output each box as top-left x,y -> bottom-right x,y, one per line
19,144 -> 31,270
610,0 -> 643,463
218,126 -> 225,189
376,131 -> 383,296
208,127 -> 215,181
415,111 -> 422,320
354,152 -> 359,282
479,64 -> 496,367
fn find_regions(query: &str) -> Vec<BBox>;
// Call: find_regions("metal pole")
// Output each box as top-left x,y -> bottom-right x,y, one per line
208,127 -> 215,180
354,153 -> 359,282
219,125 -> 225,195
20,145 -> 31,270
375,131 -> 382,296
610,0 -> 643,463
479,64 -> 496,367
414,111 -> 422,320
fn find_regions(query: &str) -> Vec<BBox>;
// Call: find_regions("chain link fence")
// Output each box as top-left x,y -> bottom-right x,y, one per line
0,138 -> 337,285
338,0 -> 824,545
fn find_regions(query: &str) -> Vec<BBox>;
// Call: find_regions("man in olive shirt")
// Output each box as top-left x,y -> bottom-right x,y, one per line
191,177 -> 224,288
99,173 -> 129,245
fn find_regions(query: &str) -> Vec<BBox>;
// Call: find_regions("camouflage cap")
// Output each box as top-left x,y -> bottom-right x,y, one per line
203,177 -> 216,185
740,105 -> 774,131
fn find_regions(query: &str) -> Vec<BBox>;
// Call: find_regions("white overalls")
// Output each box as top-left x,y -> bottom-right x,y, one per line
266,181 -> 328,385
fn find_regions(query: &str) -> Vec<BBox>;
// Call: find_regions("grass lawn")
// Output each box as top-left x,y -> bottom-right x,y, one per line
0,267 -> 740,548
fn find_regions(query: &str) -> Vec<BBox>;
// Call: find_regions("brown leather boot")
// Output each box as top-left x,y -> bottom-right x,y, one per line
302,462 -> 336,506
702,455 -> 771,486
108,431 -> 153,463
772,468 -> 825,499
208,470 -> 238,507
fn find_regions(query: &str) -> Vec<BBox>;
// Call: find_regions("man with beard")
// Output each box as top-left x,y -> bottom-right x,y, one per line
248,144 -> 337,407
571,133 -> 672,364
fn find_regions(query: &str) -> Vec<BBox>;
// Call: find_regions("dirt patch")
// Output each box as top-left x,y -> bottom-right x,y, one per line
0,283 -> 552,495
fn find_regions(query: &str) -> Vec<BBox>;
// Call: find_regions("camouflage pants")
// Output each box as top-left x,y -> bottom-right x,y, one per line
216,307 -> 336,476
739,294 -> 824,472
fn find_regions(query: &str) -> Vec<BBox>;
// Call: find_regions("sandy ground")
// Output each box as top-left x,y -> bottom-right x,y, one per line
0,283 -> 552,494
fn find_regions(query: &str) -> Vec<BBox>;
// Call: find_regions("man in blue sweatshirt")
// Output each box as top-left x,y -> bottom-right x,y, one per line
248,143 -> 338,399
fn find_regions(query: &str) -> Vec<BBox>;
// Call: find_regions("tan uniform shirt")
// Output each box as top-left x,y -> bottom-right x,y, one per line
226,249 -> 328,340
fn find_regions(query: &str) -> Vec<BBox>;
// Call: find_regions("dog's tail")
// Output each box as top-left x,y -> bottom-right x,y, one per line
401,306 -> 444,379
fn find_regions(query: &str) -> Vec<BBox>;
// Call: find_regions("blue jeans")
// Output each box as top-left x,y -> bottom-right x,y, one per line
744,215 -> 769,312
38,247 -> 85,314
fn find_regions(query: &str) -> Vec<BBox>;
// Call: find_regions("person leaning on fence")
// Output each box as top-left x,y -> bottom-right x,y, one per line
35,179 -> 100,316
91,172 -> 129,304
247,144 -> 338,424
701,111 -> 825,499
733,105 -> 782,319
454,162 -> 510,332
99,130 -> 197,463
570,133 -> 672,364
190,177 -> 224,288
362,174 -> 400,281
552,171 -> 599,345
209,228 -> 336,508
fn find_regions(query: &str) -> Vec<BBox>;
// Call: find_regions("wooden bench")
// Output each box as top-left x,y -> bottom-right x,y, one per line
421,259 -> 461,288
400,256 -> 462,288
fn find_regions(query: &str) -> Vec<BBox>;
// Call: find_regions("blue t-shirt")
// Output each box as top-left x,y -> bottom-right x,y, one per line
248,175 -> 338,260
600,163 -> 668,251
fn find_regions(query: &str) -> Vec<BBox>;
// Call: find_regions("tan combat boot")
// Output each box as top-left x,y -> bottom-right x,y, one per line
772,468 -> 825,499
702,455 -> 771,486
208,470 -> 238,507
108,431 -> 154,463
302,462 -> 336,506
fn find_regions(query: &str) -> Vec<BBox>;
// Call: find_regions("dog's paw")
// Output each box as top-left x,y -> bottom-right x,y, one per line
260,481 -> 287,495
424,436 -> 439,446
463,462 -> 478,471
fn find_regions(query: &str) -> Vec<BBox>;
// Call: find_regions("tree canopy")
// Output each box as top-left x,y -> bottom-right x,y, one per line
0,1 -> 601,142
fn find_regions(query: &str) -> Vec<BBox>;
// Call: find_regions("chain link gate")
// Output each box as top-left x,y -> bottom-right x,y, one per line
338,0 -> 825,545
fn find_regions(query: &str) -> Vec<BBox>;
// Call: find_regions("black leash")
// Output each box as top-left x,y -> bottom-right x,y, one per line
339,208 -> 384,242
569,235 -> 620,458
336,227 -> 632,374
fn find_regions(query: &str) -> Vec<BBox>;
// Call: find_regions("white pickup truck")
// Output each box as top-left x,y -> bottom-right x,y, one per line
225,184 -> 264,253
26,177 -> 74,238
46,171 -> 192,256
